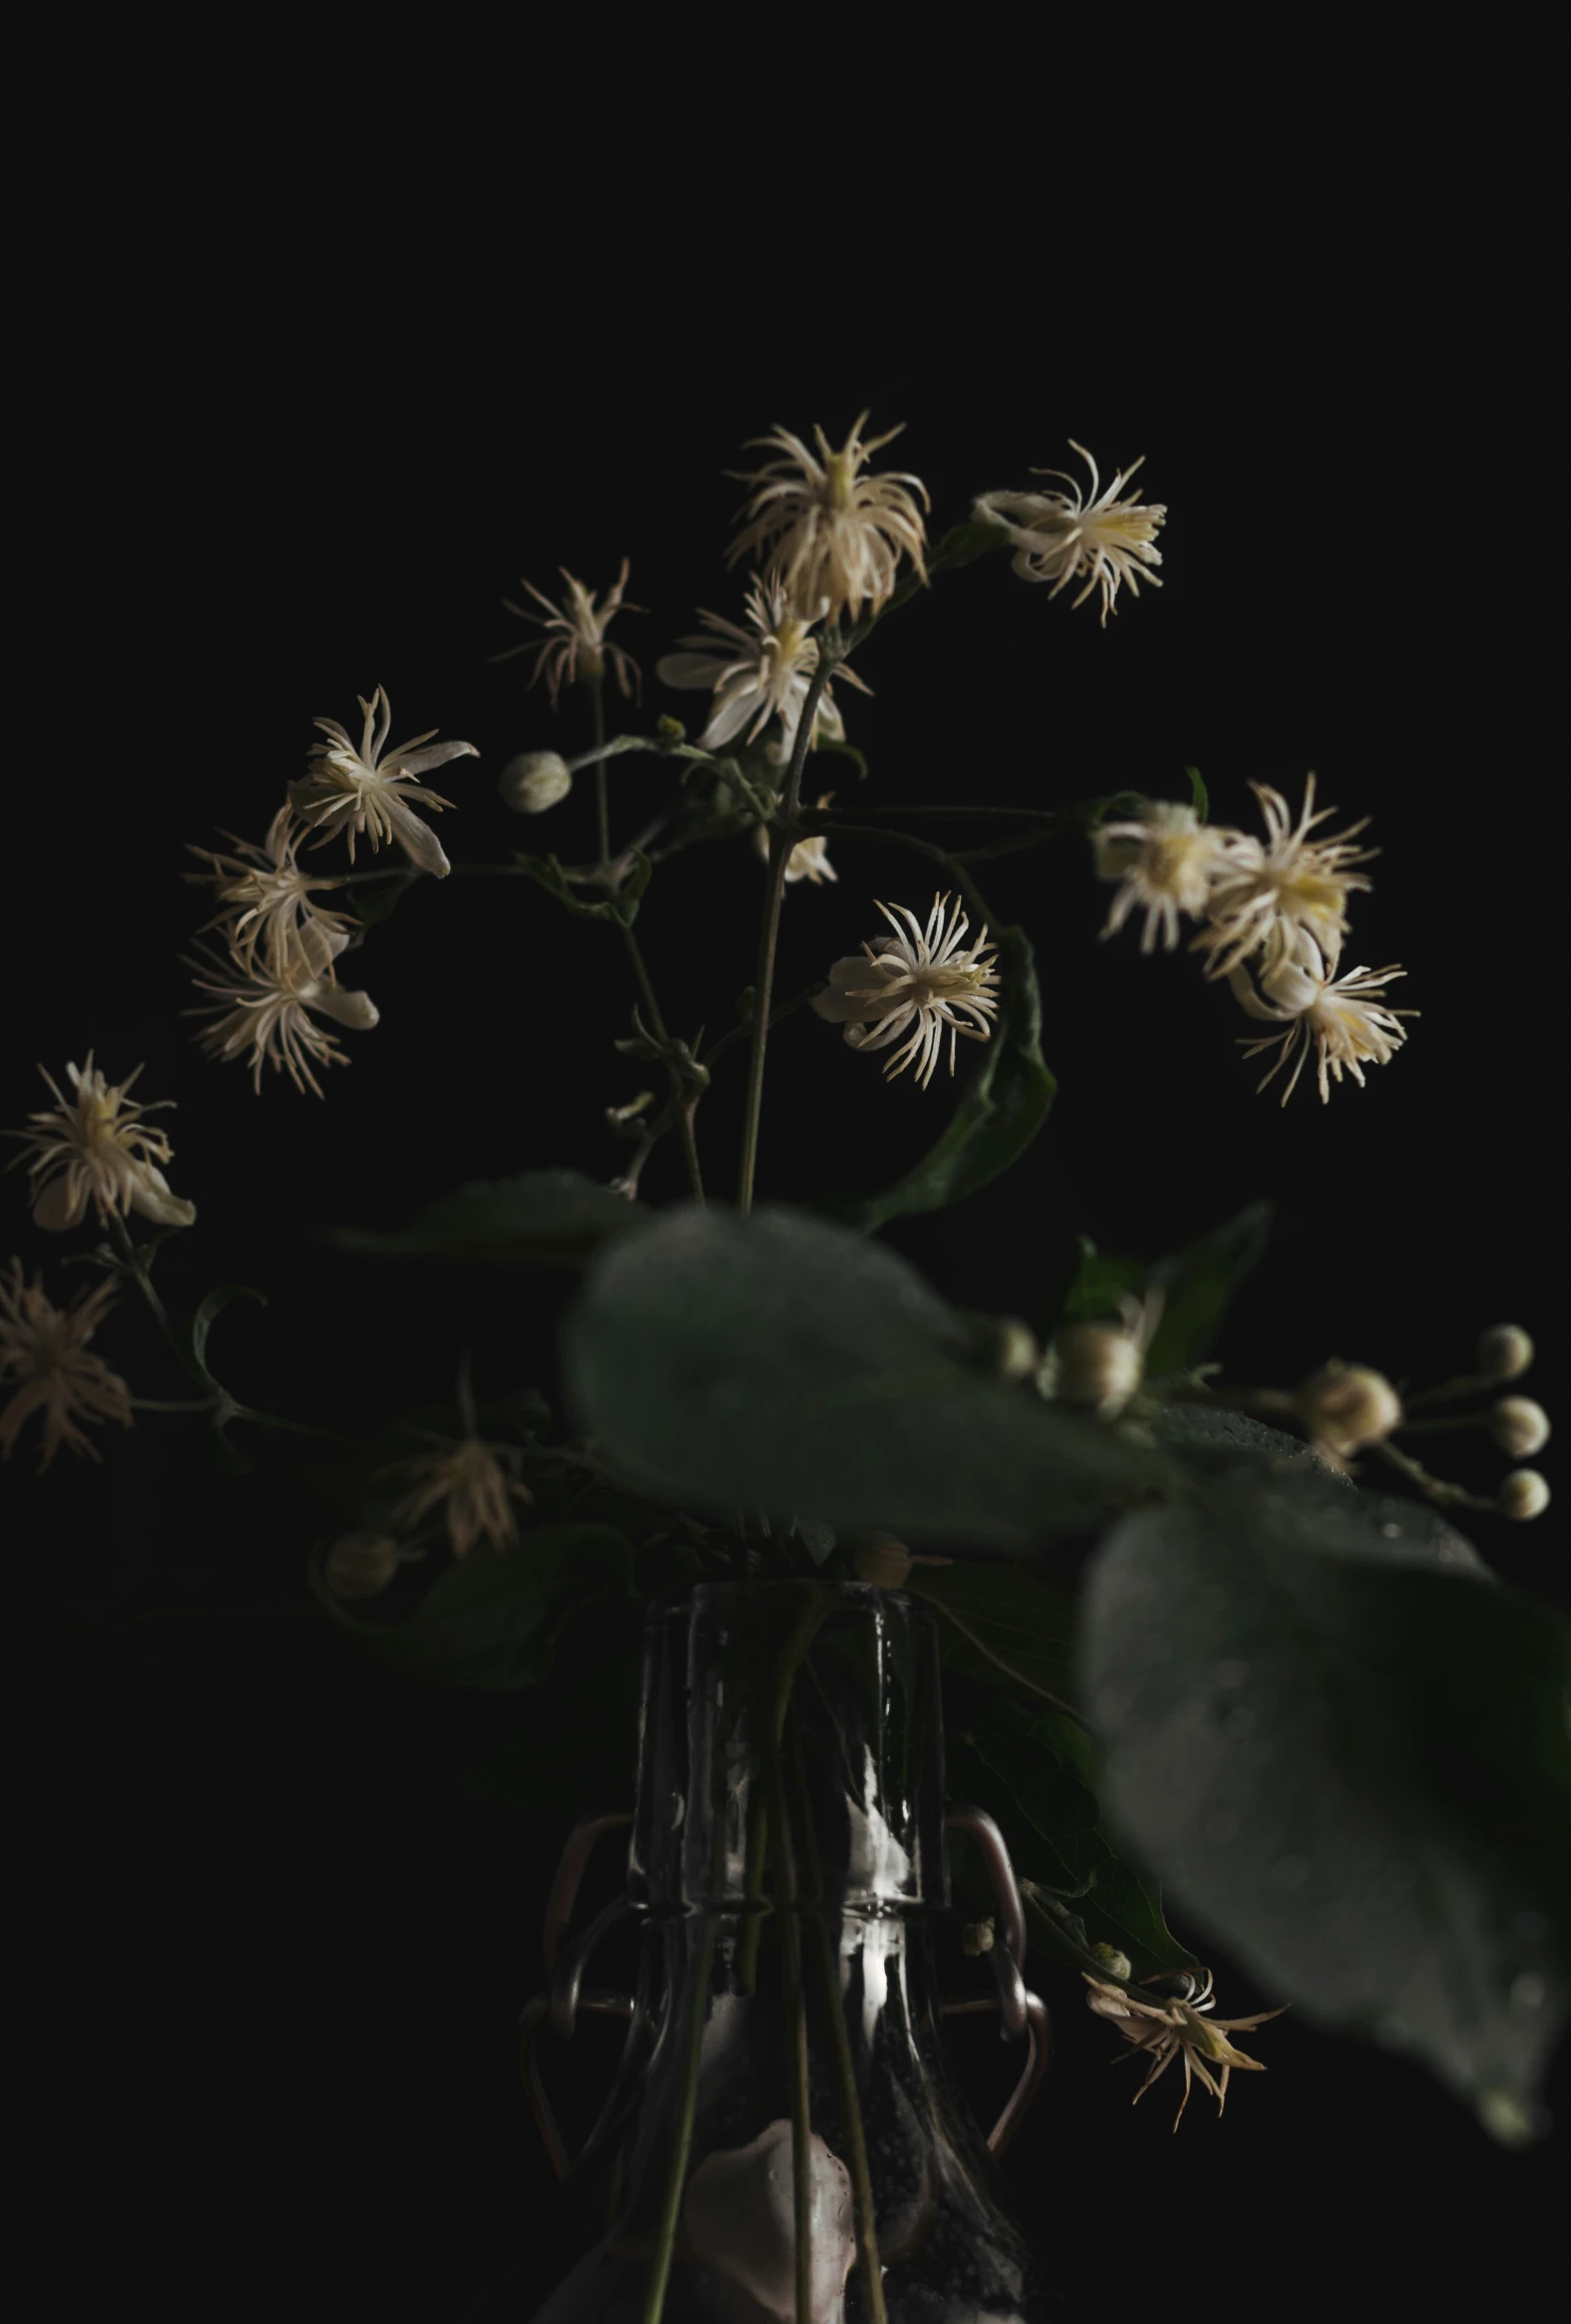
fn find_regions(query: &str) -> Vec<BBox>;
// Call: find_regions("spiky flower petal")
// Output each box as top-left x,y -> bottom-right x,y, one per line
5,1055 -> 196,1233
973,443 -> 1166,624
1231,933 -> 1415,1105
1195,775 -> 1376,979
811,892 -> 1002,1089
1084,1968 -> 1284,2130
493,557 -> 644,709
184,803 -> 356,973
383,1433 -> 534,1559
0,1260 -> 133,1472
1094,801 -> 1243,953
291,687 -> 477,877
182,923 -> 378,1098
655,572 -> 871,754
725,412 -> 930,626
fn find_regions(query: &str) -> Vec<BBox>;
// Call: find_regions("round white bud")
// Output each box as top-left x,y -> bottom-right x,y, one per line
962,1919 -> 996,1957
1489,1398 -> 1550,1459
325,1531 -> 402,1599
1497,1469 -> 1550,1522
1091,1943 -> 1134,1982
1042,1323 -> 1145,1418
498,750 -> 572,815
851,1536 -> 913,1590
1476,1324 -> 1534,1382
1293,1361 -> 1404,1459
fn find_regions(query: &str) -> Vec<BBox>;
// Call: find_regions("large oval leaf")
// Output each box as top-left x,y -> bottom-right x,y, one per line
320,1169 -> 654,1267
561,1204 -> 1165,1549
1079,1475 -> 1571,2130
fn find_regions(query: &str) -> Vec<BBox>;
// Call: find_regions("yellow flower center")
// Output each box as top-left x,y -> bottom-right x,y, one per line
823,453 -> 854,513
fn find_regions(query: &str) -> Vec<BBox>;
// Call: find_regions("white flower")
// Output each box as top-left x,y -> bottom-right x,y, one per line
5,1055 -> 196,1233
1194,775 -> 1376,979
753,792 -> 839,887
1231,932 -> 1415,1106
973,442 -> 1165,624
1084,1968 -> 1284,2130
183,803 -> 357,973
493,557 -> 644,708
811,892 -> 1002,1089
1094,801 -> 1242,953
382,1433 -> 533,1559
1293,1361 -> 1404,1463
0,1259 -> 133,1472
291,687 -> 477,878
183,922 -> 379,1098
655,572 -> 871,754
725,410 -> 931,626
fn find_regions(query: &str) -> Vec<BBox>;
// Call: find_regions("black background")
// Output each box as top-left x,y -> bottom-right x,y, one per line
7,21 -> 1563,2320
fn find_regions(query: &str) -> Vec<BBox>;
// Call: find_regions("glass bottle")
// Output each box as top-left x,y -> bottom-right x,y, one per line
524,1580 -> 1058,2322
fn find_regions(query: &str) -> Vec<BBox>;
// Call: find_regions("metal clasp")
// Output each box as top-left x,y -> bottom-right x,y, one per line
518,1812 -> 642,2183
941,1805 -> 1052,2157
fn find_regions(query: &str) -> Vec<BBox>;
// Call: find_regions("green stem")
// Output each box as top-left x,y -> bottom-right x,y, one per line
737,647 -> 839,1215
640,1912 -> 721,2324
107,1214 -> 204,1390
1368,1437 -> 1499,1511
815,820 -> 1000,937
618,921 -> 705,1205
589,676 -> 612,868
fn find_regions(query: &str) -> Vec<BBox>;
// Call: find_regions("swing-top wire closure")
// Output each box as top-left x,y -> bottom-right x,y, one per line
518,1803 -> 1052,2179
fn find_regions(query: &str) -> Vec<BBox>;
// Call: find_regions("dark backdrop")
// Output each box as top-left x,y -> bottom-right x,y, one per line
7,22 -> 1562,2321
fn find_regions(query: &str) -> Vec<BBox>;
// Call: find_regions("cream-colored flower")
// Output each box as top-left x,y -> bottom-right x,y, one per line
1293,1360 -> 1404,1465
811,892 -> 1002,1089
291,687 -> 477,878
383,1432 -> 533,1559
973,443 -> 1166,624
1193,775 -> 1376,979
494,557 -> 644,709
655,572 -> 871,754
1084,1968 -> 1284,2130
0,1259 -> 133,1472
6,1056 -> 196,1233
183,922 -> 378,1098
753,792 -> 839,887
184,803 -> 357,973
724,411 -> 930,626
1094,801 -> 1243,953
1232,931 -> 1415,1106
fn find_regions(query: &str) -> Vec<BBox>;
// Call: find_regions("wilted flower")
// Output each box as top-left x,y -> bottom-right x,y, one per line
493,557 -> 644,708
973,443 -> 1166,625
1232,932 -> 1414,1105
811,892 -> 1002,1089
184,803 -> 357,973
753,792 -> 838,887
0,1260 -> 133,1472
1094,801 -> 1242,953
1194,775 -> 1376,979
6,1056 -> 196,1233
655,572 -> 871,754
383,1432 -> 533,1559
291,686 -> 477,878
725,411 -> 930,626
183,922 -> 378,1098
1084,1968 -> 1284,2129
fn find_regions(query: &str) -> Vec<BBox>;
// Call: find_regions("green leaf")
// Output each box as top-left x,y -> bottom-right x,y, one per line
956,1693 -> 1200,1982
561,1204 -> 1167,1549
310,1521 -> 635,1691
1054,1237 -> 1148,1331
345,874 -> 413,926
807,739 -> 870,783
910,1560 -> 1081,1711
1186,764 -> 1210,820
512,847 -> 652,926
1079,1475 -> 1571,2125
813,925 -> 1056,1233
1145,1200 -> 1272,1374
933,517 -> 1017,567
189,1282 -> 268,1376
318,1169 -> 656,1268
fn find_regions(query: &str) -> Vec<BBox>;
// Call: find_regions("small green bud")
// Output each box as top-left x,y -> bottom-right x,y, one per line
498,750 -> 572,814
962,1917 -> 996,1958
325,1531 -> 401,1600
655,715 -> 686,748
1091,1943 -> 1134,1981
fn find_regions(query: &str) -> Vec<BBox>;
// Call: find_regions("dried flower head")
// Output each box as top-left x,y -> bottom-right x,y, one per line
655,573 -> 871,755
493,557 -> 644,709
811,893 -> 1002,1089
725,412 -> 931,627
183,923 -> 378,1098
1094,801 -> 1242,953
0,1260 -> 133,1472
753,793 -> 839,887
1194,775 -> 1376,980
1084,1968 -> 1285,2129
1231,933 -> 1415,1105
382,1433 -> 533,1559
973,443 -> 1166,624
291,687 -> 478,878
184,803 -> 357,973
6,1056 -> 196,1233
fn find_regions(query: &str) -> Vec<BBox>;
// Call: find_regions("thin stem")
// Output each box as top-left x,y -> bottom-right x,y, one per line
640,1912 -> 721,2324
589,676 -> 612,868
107,1214 -> 201,1388
737,647 -> 839,1215
817,819 -> 998,935
911,1589 -> 1090,1729
1368,1437 -> 1500,1512
618,920 -> 705,1204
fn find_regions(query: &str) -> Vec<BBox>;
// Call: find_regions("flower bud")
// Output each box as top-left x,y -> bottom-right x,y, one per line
1477,1324 -> 1534,1382
1489,1397 -> 1550,1459
1293,1361 -> 1403,1459
1497,1469 -> 1550,1522
1092,1943 -> 1134,1982
325,1530 -> 401,1599
962,1918 -> 996,1957
498,750 -> 572,814
851,1536 -> 913,1590
1040,1323 -> 1145,1418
